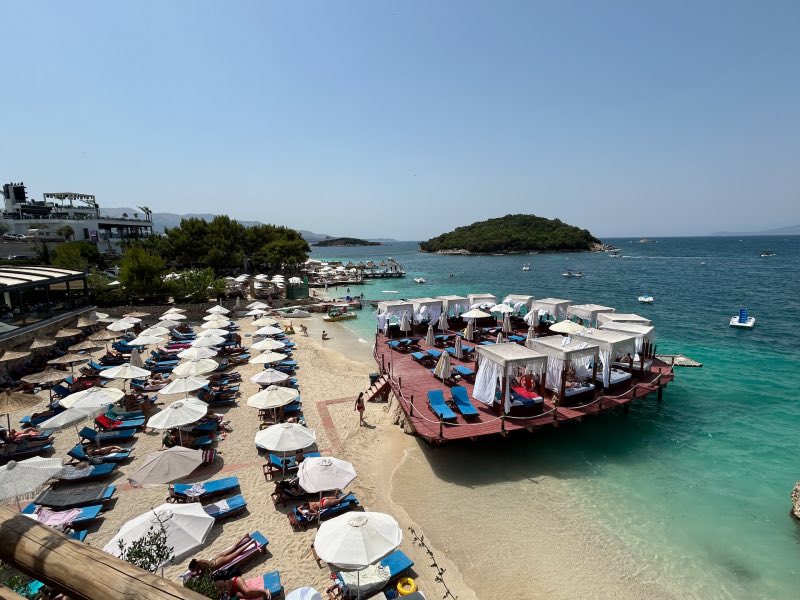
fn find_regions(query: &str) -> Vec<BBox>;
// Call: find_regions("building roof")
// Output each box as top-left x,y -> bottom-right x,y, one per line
0,266 -> 85,291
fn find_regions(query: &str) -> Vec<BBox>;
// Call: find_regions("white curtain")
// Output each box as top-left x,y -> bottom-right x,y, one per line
599,348 -> 612,388
545,357 -> 565,392
473,356 -> 501,406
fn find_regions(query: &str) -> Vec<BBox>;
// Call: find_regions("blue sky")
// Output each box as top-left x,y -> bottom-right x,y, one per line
1,1 -> 798,239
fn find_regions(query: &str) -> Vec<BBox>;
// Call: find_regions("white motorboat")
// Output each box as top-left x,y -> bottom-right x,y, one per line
413,277 -> 426,284
730,308 -> 755,329
638,295 -> 654,304
522,264 -> 530,271
562,270 -> 583,278
760,250 -> 775,257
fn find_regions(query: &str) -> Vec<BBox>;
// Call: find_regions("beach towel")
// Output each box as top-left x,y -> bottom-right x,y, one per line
34,485 -> 111,509
59,464 -> 93,480
184,483 -> 206,498
203,499 -> 229,515
340,564 -> 390,597
31,507 -> 81,527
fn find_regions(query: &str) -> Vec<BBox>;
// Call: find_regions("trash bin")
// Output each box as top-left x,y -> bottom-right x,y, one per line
369,372 -> 380,386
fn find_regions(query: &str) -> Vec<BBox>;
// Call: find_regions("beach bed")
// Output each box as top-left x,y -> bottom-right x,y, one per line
202,494 -> 248,520
34,484 -> 116,509
288,493 -> 360,530
168,476 -> 240,503
426,390 -> 457,422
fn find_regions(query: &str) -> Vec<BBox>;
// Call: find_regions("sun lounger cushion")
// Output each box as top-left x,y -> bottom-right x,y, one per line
58,462 -> 117,482
171,476 -> 239,500
450,386 -> 479,417
608,368 -> 632,385
410,352 -> 427,362
22,503 -> 103,527
202,494 -> 247,520
564,382 -> 595,396
242,572 -> 282,597
34,484 -> 116,509
426,349 -> 442,358
427,389 -> 457,421
68,444 -> 132,463
453,365 -> 475,378
79,426 -> 136,444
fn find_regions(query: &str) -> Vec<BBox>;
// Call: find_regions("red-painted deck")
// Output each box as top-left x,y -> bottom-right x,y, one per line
374,332 -> 674,444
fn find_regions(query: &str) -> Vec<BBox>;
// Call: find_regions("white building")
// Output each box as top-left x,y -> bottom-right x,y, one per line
1,181 -> 154,252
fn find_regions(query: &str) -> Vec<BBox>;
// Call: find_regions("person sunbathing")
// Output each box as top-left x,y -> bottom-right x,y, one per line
0,427 -> 45,442
85,444 -> 126,456
297,492 -> 348,518
213,575 -> 271,599
188,534 -> 260,575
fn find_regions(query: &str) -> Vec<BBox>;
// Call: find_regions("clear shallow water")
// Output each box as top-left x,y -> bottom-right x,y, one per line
312,237 -> 800,598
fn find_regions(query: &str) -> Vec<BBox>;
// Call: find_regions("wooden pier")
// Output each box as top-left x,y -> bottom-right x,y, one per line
374,332 -> 674,445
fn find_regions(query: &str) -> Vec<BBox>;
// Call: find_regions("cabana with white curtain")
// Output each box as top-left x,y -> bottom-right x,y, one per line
526,336 -> 599,403
468,293 -> 498,308
599,322 -> 655,353
437,295 -> 470,318
473,343 -> 547,414
530,298 -> 572,322
503,294 -> 535,314
597,312 -> 651,326
376,301 -> 414,332
409,298 -> 444,325
571,329 -> 638,388
566,304 -> 615,326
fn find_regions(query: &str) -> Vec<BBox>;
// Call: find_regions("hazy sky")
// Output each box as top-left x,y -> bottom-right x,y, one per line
2,1 -> 798,239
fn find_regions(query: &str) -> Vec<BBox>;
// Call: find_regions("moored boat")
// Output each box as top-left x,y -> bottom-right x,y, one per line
323,307 -> 358,322
413,277 -> 426,284
638,295 -> 654,304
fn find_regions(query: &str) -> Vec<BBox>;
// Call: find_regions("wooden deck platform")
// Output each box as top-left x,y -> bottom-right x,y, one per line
374,332 -> 674,444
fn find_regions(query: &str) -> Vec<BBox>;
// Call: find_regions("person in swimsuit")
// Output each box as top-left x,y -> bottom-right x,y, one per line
188,534 -> 261,575
354,392 -> 365,427
297,492 -> 349,518
214,575 -> 271,599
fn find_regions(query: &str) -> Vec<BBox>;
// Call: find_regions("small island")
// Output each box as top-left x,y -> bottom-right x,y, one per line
313,237 -> 381,247
419,214 -> 600,254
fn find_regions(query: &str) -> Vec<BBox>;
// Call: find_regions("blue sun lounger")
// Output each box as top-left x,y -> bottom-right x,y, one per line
453,365 -> 475,380
79,426 -> 136,445
21,502 -> 104,528
410,351 -> 428,363
335,549 -> 415,593
508,335 -> 526,343
57,462 -> 117,483
289,493 -> 360,530
34,484 -> 116,509
450,386 -> 480,417
426,348 -> 443,359
180,531 -> 269,582
0,443 -> 53,463
202,494 -> 248,520
241,572 -> 282,598
427,389 -> 457,421
68,444 -> 132,463
169,477 -> 240,502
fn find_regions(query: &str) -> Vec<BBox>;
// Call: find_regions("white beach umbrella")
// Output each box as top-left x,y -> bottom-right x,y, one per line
491,304 -> 515,314
107,319 -> 135,332
399,313 -> 411,333
60,386 -> 124,409
140,326 -> 170,337
285,588 -> 321,600
159,376 -> 208,396
162,312 -> 187,320
254,423 -> 316,452
101,363 -> 151,380
453,335 -> 464,360
247,385 -> 299,410
103,503 -> 214,566
177,347 -> 217,360
146,398 -> 208,431
156,319 -> 180,329
197,328 -> 229,337
252,316 -> 279,327
250,369 -> 289,386
201,313 -> 224,321
496,332 -> 505,344
523,310 -> 539,326
39,405 -> 104,432
254,325 -> 283,337
502,312 -> 512,334
251,338 -> 286,351
298,457 -> 357,493
129,348 -> 144,368
438,313 -> 449,331
247,301 -> 269,309
433,351 -> 451,381
424,324 -> 435,346
246,309 -> 268,317
127,446 -> 204,486
314,512 -> 402,570
0,457 -> 65,504
461,309 -> 491,319
128,335 -> 166,347
250,351 -> 287,365
201,319 -> 230,330
206,305 -> 230,315
172,359 -> 218,377
191,336 -> 225,348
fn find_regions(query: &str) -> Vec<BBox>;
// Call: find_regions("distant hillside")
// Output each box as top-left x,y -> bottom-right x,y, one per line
420,214 -> 600,254
313,237 -> 381,247
712,224 -> 800,236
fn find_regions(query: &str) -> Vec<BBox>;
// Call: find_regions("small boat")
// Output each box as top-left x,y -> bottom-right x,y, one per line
638,295 -> 654,304
609,251 -> 621,258
700,261 -> 706,265
522,264 -> 530,271
730,308 -> 755,329
278,309 -> 311,318
323,307 -> 357,322
413,277 -> 426,284
561,270 -> 583,278
760,251 -> 775,257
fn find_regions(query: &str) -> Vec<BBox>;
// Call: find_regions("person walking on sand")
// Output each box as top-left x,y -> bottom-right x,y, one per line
300,324 -> 308,337
354,392 -> 365,426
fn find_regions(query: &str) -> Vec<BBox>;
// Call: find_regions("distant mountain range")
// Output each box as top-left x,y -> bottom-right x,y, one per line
103,208 -> 397,243
711,225 -> 800,236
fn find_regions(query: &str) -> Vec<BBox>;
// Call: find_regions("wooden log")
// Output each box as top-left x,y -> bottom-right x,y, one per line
0,507 -> 205,600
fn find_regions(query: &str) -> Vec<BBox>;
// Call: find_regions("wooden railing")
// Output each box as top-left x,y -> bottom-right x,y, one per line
0,507 -> 204,600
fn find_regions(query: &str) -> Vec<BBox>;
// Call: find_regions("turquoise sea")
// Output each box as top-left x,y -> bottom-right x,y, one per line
311,237 -> 800,598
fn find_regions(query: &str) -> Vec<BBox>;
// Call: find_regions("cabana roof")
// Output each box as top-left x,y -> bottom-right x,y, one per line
409,297 -> 443,309
504,294 -> 535,308
527,335 -> 599,360
599,321 -> 655,340
597,312 -> 652,326
530,298 -> 571,319
437,295 -> 467,301
477,342 -> 547,369
468,293 -> 497,303
567,304 -> 616,321
377,300 -> 414,317
572,329 -> 637,355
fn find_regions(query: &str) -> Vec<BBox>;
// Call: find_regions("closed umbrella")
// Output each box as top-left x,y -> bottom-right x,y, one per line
251,351 -> 287,365
464,319 -> 475,342
129,348 -> 144,368
433,351 -> 451,382
147,398 -> 208,431
177,347 -> 217,360
523,310 -> 539,326
206,305 -> 229,315
526,325 -> 536,343
438,313 -> 449,331
424,324 -> 435,346
247,386 -> 299,410
496,332 -> 505,344
399,313 -> 411,333
172,359 -> 218,377
128,335 -> 166,347
159,376 -> 208,397
250,369 -> 289,386
251,338 -> 286,351
103,503 -> 214,566
191,336 -> 225,348
60,386 -> 124,409
128,447 -> 204,486
314,511 -> 402,570
453,335 -> 464,360
254,326 -> 283,337
502,312 -> 512,334
0,457 -> 64,506
101,363 -> 151,381
255,423 -> 316,452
